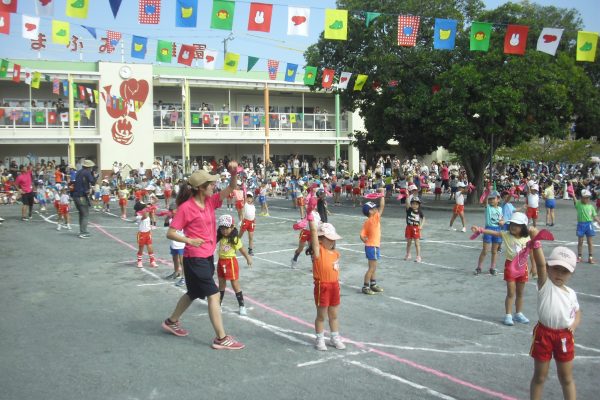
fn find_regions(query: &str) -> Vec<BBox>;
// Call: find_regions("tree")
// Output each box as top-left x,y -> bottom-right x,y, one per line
304,0 -> 600,202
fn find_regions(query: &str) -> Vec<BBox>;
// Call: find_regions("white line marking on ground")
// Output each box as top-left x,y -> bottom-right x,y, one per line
297,351 -> 366,367
136,282 -> 173,287
240,316 -> 312,346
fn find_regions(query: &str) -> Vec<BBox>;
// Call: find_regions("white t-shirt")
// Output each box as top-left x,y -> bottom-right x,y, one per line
60,193 -> 70,205
527,193 -> 539,208
136,215 -> 152,233
171,229 -> 186,250
455,191 -> 465,206
537,279 -> 579,329
243,203 -> 256,221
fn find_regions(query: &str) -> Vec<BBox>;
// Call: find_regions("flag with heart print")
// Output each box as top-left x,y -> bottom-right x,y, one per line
22,15 -> 39,40
267,59 -> 279,80
0,0 -> 17,13
24,68 -> 32,85
0,11 -> 10,35
248,2 -> 272,33
178,44 -> 195,66
204,49 -> 218,70
284,63 -> 298,82
321,68 -> 334,88
536,28 -> 563,56
139,0 -> 160,24
287,6 -> 309,36
337,72 -> 352,89
398,15 -> 420,47
35,0 -> 54,16
504,24 -> 529,55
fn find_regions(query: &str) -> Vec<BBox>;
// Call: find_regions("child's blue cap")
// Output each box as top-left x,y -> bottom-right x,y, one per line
362,202 -> 377,216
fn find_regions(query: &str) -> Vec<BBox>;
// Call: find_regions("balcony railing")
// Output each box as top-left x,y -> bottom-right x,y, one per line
0,107 -> 97,129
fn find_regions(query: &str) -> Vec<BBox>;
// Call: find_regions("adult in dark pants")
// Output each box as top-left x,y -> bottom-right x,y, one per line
72,159 -> 96,239
15,165 -> 34,220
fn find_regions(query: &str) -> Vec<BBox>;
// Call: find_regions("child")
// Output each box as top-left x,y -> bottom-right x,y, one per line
296,192 -> 306,219
360,188 -> 385,294
100,179 -> 111,212
572,189 -> 600,264
449,175 -> 458,200
529,241 -> 580,400
239,193 -> 256,255
36,180 -> 47,211
134,202 -> 157,269
307,219 -> 345,351
316,189 -> 330,223
291,208 -> 321,268
471,212 -> 531,325
56,187 -> 72,231
258,181 -> 269,216
216,214 -> 252,316
163,177 -> 173,208
92,182 -> 101,209
474,192 -> 503,275
542,180 -> 556,227
434,177 -> 442,201
164,204 -> 185,286
404,197 -> 425,262
118,183 -> 129,220
448,182 -> 467,232
526,183 -> 540,227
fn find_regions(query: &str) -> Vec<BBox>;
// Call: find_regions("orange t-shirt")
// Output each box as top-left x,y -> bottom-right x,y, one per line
55,170 -> 63,183
312,244 -> 340,283
360,212 -> 381,247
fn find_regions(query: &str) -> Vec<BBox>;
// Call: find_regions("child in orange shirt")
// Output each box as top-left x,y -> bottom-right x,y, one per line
308,218 -> 345,351
360,187 -> 385,294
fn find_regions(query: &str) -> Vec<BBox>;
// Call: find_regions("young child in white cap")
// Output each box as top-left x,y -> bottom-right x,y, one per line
448,182 -> 467,232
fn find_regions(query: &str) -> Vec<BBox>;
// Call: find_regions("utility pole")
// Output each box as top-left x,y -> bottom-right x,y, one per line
222,33 -> 234,54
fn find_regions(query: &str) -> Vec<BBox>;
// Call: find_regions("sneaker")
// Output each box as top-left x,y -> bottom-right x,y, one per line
448,226 -> 456,231
78,233 -> 90,239
513,312 -> 530,324
315,338 -> 328,351
362,286 -> 375,295
21,217 -> 30,221
489,268 -> 497,276
175,277 -> 185,287
589,257 -> 596,264
577,256 -> 583,263
503,314 -> 514,326
330,336 -> 346,350
370,284 -> 384,293
136,261 -> 143,268
461,227 -> 467,232
212,335 -> 245,350
404,254 -> 411,260
239,306 -> 247,316
290,258 -> 298,269
66,224 -> 72,230
150,261 -> 158,268
474,267 -> 482,275
164,272 -> 180,280
56,224 -> 61,231
161,318 -> 189,337
497,247 -> 503,254
415,256 -> 422,263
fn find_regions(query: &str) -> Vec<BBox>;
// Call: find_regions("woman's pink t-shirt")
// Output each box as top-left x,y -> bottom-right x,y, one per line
15,170 -> 33,193
170,193 -> 222,258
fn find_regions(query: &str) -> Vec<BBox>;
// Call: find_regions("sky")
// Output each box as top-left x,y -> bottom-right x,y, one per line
0,0 -> 598,71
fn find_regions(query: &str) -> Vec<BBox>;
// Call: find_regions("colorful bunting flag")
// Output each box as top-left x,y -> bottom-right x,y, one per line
398,15 -> 420,47
66,0 -> 89,19
304,66 -> 317,85
324,9 -> 348,40
31,71 -> 41,89
0,11 -> 10,35
82,25 -> 96,38
433,18 -> 457,50
73,110 -> 80,122
470,22 -> 492,52
290,113 -> 296,123
12,64 -> 20,82
338,72 -> 352,89
287,7 -> 309,36
0,0 -> 17,13
0,59 -> 8,77
107,31 -> 121,47
504,24 -> 529,55
576,31 -> 598,62
284,63 -> 298,82
35,111 -> 45,123
22,111 -> 30,123
108,0 -> 122,18
202,114 -> 210,124
210,0 -> 235,31
131,36 -> 147,59
52,20 -> 69,45
248,2 -> 272,32
62,80 -> 68,96
84,108 -> 92,119
48,112 -> 56,124
223,115 -> 230,124
267,59 -> 279,80
93,89 -> 99,104
139,0 -> 160,24
78,85 -> 86,100
177,44 -> 195,66
176,0 -> 197,27
321,68 -> 334,88
365,12 -> 380,27
156,40 -> 172,62
24,68 -> 31,85
224,52 -> 239,73
60,112 -> 68,122
536,28 -> 563,56
52,78 -> 59,94
247,56 -> 259,71
22,15 -> 40,40
354,74 -> 368,91
204,49 -> 217,70
86,87 -> 93,103
35,0 -> 54,16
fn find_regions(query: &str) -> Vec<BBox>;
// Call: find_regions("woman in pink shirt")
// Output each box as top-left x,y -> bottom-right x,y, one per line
161,161 -> 245,350
15,165 -> 34,220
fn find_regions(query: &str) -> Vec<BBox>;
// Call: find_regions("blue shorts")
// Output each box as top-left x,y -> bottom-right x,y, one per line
576,221 -> 595,238
545,199 -> 556,209
94,192 -> 100,200
365,246 -> 381,261
483,226 -> 503,244
258,195 -> 266,204
170,247 -> 184,256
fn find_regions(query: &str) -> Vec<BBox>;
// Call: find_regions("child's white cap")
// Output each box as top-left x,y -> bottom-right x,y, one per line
317,223 -> 342,240
457,182 -> 466,188
531,184 -> 539,191
218,214 -> 234,228
509,212 -> 528,225
408,184 -> 418,191
581,189 -> 592,197
547,246 -> 577,273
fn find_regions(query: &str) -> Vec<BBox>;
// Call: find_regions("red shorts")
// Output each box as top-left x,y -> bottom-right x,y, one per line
53,200 -> 60,210
137,231 -> 152,246
119,198 -> 127,207
352,187 -> 361,195
297,198 -> 305,207
434,188 -> 442,194
271,181 -> 277,188
164,190 -> 172,199
453,204 -> 464,214
345,185 -> 352,192
503,259 -> 529,282
235,200 -> 244,210
405,225 -> 421,239
530,322 -> 575,362
102,195 -> 110,204
596,199 -> 600,208
527,207 -> 538,220
228,192 -> 234,199
314,280 -> 341,307
299,229 -> 310,243
241,219 -> 255,232
217,257 -> 239,280
254,188 -> 260,196
58,204 -> 69,215
334,186 -> 342,193
359,182 -> 366,189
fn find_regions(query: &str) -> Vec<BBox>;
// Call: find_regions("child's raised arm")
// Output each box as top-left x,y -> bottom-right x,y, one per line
529,227 -> 547,289
308,218 -> 320,259
378,187 -> 386,216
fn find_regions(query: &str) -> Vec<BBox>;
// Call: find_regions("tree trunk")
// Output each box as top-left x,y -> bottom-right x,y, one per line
462,154 -> 486,205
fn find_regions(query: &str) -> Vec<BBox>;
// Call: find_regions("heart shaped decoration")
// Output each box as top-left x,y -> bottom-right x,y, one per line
25,23 -> 37,31
403,26 -> 413,36
145,4 -> 155,14
340,77 -> 348,83
206,55 -> 214,62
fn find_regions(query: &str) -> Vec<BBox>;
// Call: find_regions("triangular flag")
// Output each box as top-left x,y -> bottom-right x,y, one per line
210,0 -> 235,30
365,12 -> 380,27
52,78 -> 60,94
178,44 -> 195,66
108,0 -> 123,18
0,0 -> 17,13
12,63 -> 20,82
22,15 -> 40,40
0,59 -> 8,77
321,68 -> 334,88
31,71 -> 41,89
337,72 -> 352,89
44,74 -> 50,81
223,52 -> 240,73
139,0 -> 161,24
470,22 -> 492,51
156,40 -> 172,62
52,20 -> 70,45
247,56 -> 259,71
24,68 -> 32,85
398,15 -> 420,47
354,74 -> 368,91
204,49 -> 217,70
536,28 -> 563,56
287,7 -> 309,36
248,2 -> 272,33
131,36 -> 148,59
303,66 -> 317,85
176,0 -> 198,27
35,0 -> 54,17
433,18 -> 457,50
504,24 -> 529,55
84,108 -> 92,119
284,63 -> 298,82
267,59 -> 279,80
65,0 -> 89,19
324,9 -> 347,40
82,25 -> 96,38
0,12 -> 10,35
576,31 -> 598,62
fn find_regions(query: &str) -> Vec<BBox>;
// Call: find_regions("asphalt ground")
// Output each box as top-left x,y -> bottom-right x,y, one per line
1,194 -> 599,400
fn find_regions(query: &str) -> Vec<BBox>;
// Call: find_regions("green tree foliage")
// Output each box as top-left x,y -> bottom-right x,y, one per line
305,0 -> 600,202
497,138 -> 600,163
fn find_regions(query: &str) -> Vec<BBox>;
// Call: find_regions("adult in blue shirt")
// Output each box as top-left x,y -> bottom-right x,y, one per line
72,159 -> 96,239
